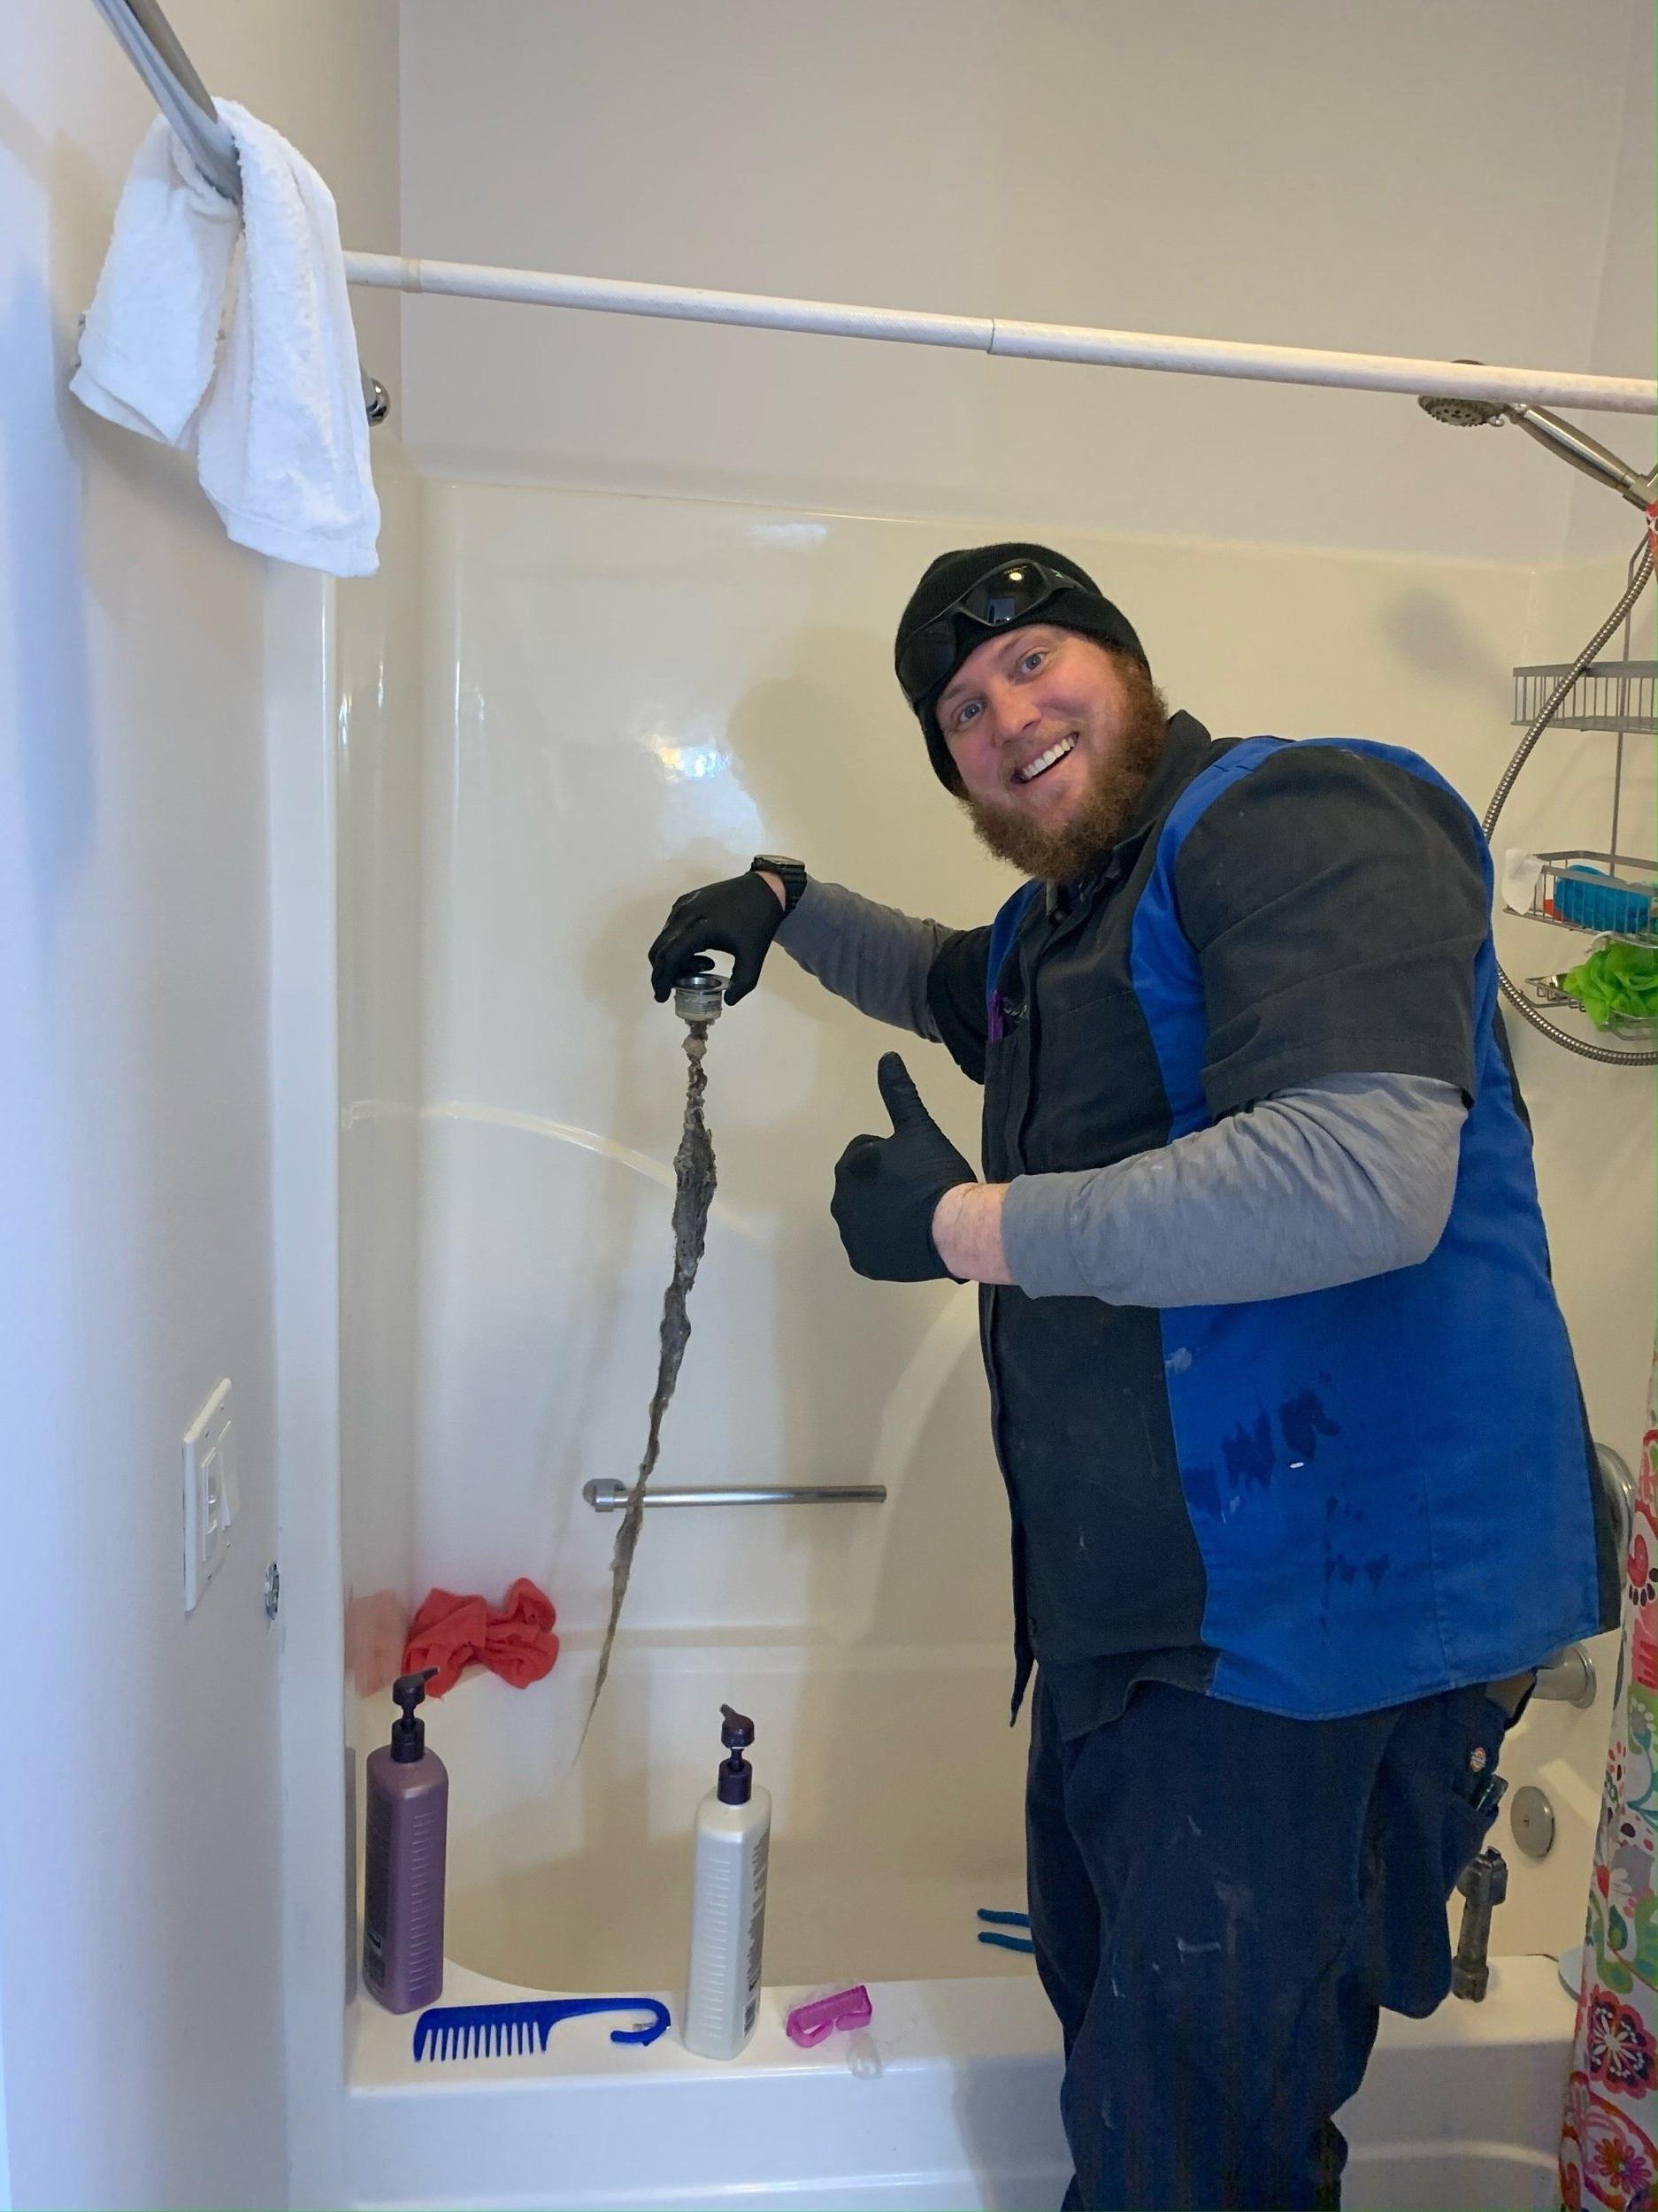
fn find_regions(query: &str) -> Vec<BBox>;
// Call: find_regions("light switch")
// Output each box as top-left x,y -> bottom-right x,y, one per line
183,1379 -> 234,1612
219,1415 -> 240,1526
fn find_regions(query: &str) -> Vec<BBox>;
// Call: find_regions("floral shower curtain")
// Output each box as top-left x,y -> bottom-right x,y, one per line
1559,1373 -> 1657,2212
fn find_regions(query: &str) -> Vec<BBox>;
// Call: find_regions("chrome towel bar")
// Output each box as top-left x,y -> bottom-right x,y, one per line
583,1479 -> 886,1513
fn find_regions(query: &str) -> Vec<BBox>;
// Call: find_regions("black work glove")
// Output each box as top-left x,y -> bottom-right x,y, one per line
832,1053 -> 976,1282
648,871 -> 785,1005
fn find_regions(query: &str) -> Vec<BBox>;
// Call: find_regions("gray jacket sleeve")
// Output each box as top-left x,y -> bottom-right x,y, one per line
774,879 -> 948,1040
999,1072 -> 1467,1307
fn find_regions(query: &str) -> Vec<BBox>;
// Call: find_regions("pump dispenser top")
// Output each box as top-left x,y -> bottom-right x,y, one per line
717,1704 -> 755,1803
389,1666 -> 437,1763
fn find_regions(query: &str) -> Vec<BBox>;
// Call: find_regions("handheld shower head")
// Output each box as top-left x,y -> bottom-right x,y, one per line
1418,393 -> 1507,429
1419,365 -> 1656,508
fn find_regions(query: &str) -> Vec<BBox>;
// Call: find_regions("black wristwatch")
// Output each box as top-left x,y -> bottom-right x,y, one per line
751,854 -> 808,916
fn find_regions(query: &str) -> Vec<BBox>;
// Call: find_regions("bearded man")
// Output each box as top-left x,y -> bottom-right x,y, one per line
648,544 -> 1618,2211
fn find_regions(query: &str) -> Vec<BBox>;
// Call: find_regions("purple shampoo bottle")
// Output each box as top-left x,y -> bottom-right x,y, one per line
363,1666 -> 448,2012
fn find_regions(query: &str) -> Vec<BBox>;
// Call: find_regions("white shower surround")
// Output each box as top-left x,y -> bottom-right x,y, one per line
305,474 -> 1653,2210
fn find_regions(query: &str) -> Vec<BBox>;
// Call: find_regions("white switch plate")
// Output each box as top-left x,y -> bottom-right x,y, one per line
182,1379 -> 236,1612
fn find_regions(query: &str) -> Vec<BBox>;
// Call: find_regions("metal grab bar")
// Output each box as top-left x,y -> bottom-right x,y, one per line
583,1479 -> 886,1513
87,0 -> 388,422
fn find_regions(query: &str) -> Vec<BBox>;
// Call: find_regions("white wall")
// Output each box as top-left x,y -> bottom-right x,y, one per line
0,7 -> 399,2206
398,0 -> 1654,565
1565,0 -> 1657,563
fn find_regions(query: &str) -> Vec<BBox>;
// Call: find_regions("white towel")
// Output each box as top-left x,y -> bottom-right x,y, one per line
1501,849 -> 1545,917
72,101 -> 380,578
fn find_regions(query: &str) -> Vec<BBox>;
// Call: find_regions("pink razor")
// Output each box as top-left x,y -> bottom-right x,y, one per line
785,1985 -> 873,2048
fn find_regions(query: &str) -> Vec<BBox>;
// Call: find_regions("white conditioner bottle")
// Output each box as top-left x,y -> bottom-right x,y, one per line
682,1704 -> 771,2058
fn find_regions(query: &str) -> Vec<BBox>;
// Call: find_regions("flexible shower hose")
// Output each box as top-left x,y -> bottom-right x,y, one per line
1481,521 -> 1656,1066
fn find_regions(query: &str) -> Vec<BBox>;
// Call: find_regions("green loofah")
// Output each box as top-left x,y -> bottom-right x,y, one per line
1555,939 -> 1658,1029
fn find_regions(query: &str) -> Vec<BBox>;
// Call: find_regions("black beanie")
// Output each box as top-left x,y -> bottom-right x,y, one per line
894,541 -> 1148,792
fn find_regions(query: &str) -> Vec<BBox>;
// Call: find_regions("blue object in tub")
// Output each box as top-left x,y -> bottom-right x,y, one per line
977,1906 -> 1035,1954
1551,865 -> 1654,935
411,1996 -> 672,2061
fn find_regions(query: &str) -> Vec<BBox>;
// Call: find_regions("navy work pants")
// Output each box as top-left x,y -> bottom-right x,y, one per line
1025,1675 -> 1514,2210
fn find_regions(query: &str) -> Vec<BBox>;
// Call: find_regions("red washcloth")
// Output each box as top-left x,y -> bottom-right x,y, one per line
402,1578 -> 559,1697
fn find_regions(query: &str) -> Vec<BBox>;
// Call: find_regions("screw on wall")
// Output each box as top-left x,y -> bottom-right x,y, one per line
264,1563 -> 280,1621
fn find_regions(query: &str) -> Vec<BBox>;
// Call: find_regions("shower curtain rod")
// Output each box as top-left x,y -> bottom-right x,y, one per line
342,250 -> 1654,416
91,0 -> 1653,421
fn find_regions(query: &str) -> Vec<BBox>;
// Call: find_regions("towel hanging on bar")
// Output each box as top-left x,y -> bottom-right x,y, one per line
72,102 -> 381,578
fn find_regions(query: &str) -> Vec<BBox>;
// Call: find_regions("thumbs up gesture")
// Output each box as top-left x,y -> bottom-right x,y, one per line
831,1053 -> 976,1281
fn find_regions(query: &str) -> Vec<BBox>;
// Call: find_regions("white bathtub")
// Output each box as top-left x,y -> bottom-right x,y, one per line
342,1630 -> 1613,2211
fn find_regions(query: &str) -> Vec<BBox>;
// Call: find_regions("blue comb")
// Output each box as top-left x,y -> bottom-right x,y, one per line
411,1995 -> 671,2062
976,1907 -> 1033,1955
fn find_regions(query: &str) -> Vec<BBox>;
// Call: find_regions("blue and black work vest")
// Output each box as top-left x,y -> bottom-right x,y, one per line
925,713 -> 1621,1727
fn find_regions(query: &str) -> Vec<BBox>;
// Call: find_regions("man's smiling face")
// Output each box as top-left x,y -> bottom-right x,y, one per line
936,624 -> 1169,883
